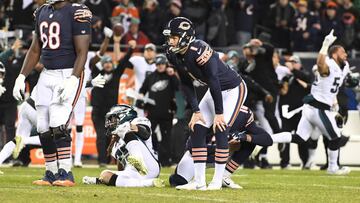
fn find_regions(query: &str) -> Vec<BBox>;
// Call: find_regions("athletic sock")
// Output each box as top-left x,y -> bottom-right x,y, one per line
194,162 -> 206,186
54,132 -> 72,173
74,130 -> 84,164
223,169 -> 232,178
23,136 -> 41,146
212,148 -> 229,185
39,132 -> 58,174
225,159 -> 240,175
0,141 -> 16,164
328,149 -> 339,171
271,132 -> 292,143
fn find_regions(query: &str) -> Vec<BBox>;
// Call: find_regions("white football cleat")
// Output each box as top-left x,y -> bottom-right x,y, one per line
82,176 -> 98,184
12,136 -> 24,159
176,180 -> 207,191
127,155 -> 148,176
207,181 -> 222,190
222,176 -> 243,189
153,178 -> 165,188
327,166 -> 351,175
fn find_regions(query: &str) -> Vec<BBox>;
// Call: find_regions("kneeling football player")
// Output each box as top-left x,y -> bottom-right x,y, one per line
173,106 -> 273,190
82,104 -> 164,187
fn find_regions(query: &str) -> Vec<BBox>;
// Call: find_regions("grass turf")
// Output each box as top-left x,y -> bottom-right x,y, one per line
0,167 -> 360,203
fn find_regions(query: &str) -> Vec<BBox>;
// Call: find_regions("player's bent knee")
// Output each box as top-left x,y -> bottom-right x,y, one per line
328,138 -> 340,150
51,125 -> 71,141
99,170 -> 115,185
291,134 -> 306,144
169,174 -> 188,187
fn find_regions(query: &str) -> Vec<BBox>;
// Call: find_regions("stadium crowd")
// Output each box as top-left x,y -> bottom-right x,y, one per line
0,0 -> 359,171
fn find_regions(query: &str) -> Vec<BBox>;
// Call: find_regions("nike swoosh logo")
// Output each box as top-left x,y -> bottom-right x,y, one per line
223,180 -> 230,186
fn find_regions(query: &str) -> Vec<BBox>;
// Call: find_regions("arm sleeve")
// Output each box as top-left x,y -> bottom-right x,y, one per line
136,124 -> 151,140
115,48 -> 134,74
72,5 -> 92,36
139,75 -> 149,95
201,56 -> 223,114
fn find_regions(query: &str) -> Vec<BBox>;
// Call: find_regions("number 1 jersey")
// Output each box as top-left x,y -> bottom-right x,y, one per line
311,56 -> 350,107
34,3 -> 92,70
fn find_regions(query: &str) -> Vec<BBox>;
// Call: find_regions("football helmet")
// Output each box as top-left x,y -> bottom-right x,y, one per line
155,54 -> 168,65
105,104 -> 137,135
163,17 -> 195,53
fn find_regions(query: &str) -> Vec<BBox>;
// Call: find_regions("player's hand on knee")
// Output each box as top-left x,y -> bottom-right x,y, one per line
113,122 -> 131,139
59,75 -> 78,102
213,114 -> 227,133
189,111 -> 206,131
13,74 -> 26,101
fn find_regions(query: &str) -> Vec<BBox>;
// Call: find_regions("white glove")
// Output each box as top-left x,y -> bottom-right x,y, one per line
91,74 -> 106,88
103,27 -> 113,38
0,85 -> 6,97
112,122 -> 131,139
58,75 -> 79,102
13,74 -> 26,101
319,29 -> 337,55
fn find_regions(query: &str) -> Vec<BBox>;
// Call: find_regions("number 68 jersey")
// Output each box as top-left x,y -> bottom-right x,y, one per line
311,56 -> 350,107
34,3 -> 92,70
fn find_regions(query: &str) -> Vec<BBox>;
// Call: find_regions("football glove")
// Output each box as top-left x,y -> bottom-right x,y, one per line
0,85 -> 6,97
91,74 -> 106,88
59,75 -> 79,103
103,27 -> 113,38
319,29 -> 337,55
231,131 -> 247,142
112,122 -> 131,139
13,74 -> 26,101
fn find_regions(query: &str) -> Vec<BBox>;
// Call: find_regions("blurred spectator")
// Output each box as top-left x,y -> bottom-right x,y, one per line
232,0 -> 258,47
308,0 -> 326,17
4,0 -> 37,30
0,39 -> 22,146
164,0 -> 183,23
182,0 -> 210,40
278,55 -> 312,169
91,16 -> 105,44
267,0 -> 296,49
139,54 -> 179,166
319,1 -> 344,49
89,32 -> 136,166
112,0 -> 139,33
121,17 -> 151,53
291,0 -> 320,51
206,0 -> 228,47
85,0 -> 112,28
226,50 -> 241,72
140,0 -> 164,45
339,0 -> 360,50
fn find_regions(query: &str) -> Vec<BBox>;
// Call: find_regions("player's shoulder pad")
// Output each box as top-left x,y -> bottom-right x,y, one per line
33,4 -> 48,19
131,117 -> 151,129
189,40 -> 214,66
72,3 -> 92,23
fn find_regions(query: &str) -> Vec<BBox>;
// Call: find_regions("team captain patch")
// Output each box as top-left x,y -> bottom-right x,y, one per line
196,46 -> 213,66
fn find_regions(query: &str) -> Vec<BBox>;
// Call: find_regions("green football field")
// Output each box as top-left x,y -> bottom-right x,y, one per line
0,167 -> 359,203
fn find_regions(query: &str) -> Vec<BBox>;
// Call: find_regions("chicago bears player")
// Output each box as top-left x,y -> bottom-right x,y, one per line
170,106 -> 273,189
163,17 -> 247,190
272,30 -> 351,175
82,105 -> 164,188
12,0 -> 91,186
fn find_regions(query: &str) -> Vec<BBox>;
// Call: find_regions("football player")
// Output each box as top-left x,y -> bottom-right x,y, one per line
163,17 -> 247,190
12,0 -> 92,186
82,104 -> 164,188
169,106 -> 273,189
271,30 -> 351,175
0,86 -> 41,165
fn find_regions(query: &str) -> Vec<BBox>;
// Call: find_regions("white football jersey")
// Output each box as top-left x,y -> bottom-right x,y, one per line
131,117 -> 157,159
311,57 -> 350,106
129,56 -> 156,91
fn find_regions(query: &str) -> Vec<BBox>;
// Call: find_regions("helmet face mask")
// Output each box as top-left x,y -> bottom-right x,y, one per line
46,0 -> 65,4
105,104 -> 137,135
163,17 -> 195,53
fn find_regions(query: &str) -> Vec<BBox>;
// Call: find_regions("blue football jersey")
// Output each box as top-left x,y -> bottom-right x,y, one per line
34,3 -> 91,70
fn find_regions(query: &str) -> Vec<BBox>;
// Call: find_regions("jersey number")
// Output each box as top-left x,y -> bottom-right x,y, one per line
330,77 -> 340,93
39,22 -> 60,49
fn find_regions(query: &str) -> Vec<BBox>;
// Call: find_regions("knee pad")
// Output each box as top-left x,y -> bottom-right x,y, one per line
291,134 -> 306,144
307,139 -> 318,149
76,125 -> 83,133
51,125 -> 71,142
39,131 -> 53,139
328,138 -> 340,150
169,174 -> 188,187
123,132 -> 138,144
